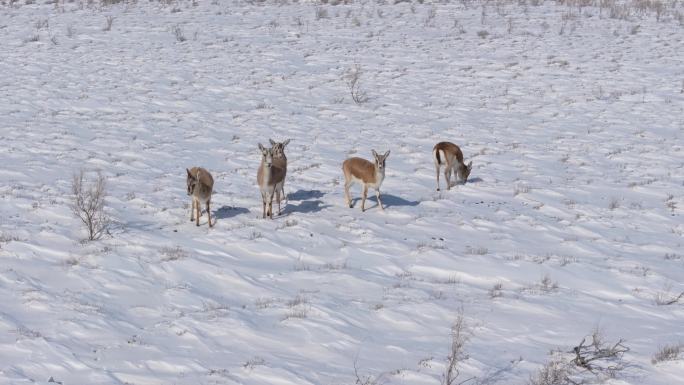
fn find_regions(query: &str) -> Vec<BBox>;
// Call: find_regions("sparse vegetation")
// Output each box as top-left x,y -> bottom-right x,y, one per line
465,246 -> 488,255
488,282 -> 504,298
654,285 -> 684,305
529,329 -> 629,385
23,33 -> 40,43
315,6 -> 328,20
160,246 -> 188,262
652,343 -> 682,364
172,24 -> 186,42
71,170 -> 110,241
103,15 -> 114,31
443,311 -> 473,385
514,184 -> 532,196
608,197 -> 620,210
345,64 -> 368,105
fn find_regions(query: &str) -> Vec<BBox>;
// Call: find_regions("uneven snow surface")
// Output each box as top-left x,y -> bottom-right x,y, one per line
1,1 -> 683,384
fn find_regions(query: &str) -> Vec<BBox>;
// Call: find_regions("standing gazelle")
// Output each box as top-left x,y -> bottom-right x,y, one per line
269,138 -> 290,212
432,141 -> 472,191
342,149 -> 390,211
257,143 -> 286,219
186,167 -> 214,227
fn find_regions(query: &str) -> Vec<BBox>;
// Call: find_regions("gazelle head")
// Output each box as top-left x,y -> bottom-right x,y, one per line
371,149 -> 390,172
258,143 -> 274,168
186,168 -> 200,195
458,161 -> 473,183
269,138 -> 290,158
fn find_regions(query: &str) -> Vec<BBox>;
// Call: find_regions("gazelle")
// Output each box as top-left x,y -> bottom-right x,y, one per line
342,149 -> 390,211
257,143 -> 286,219
269,138 -> 290,211
186,167 -> 214,227
432,141 -> 472,191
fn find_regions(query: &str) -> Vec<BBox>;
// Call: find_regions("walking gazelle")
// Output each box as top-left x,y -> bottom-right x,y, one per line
186,167 -> 214,227
432,141 -> 472,191
342,149 -> 390,212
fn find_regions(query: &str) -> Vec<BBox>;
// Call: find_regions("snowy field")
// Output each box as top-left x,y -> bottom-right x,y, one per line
1,0 -> 683,384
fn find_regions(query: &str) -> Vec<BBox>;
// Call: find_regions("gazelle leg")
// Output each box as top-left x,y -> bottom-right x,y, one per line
207,200 -> 212,227
190,199 -> 195,221
196,200 -> 200,226
268,192 -> 274,219
376,190 -> 384,210
362,185 -> 368,212
445,166 -> 452,191
276,187 -> 281,215
262,193 -> 266,219
344,180 -> 353,208
435,163 -> 441,191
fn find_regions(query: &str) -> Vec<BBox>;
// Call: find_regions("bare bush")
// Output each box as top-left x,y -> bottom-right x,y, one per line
443,311 -> 473,385
34,18 -> 48,29
652,343 -> 682,364
346,64 -> 368,105
514,184 -> 531,196
23,33 -> 40,43
160,246 -> 188,262
172,24 -> 186,42
520,274 -> 559,295
654,286 -> 684,305
529,329 -> 630,385
103,15 -> 114,31
315,6 -> 328,20
488,282 -> 504,298
528,358 -> 571,385
71,170 -> 110,241
608,197 -> 620,210
353,355 -> 386,385
465,246 -> 488,255
424,5 -> 437,27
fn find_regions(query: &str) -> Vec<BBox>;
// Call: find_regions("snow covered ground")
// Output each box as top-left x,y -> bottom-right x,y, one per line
0,0 -> 683,384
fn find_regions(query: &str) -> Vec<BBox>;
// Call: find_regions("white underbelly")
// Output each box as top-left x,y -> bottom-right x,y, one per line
351,174 -> 384,189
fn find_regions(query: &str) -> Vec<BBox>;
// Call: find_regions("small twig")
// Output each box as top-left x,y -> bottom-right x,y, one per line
662,291 -> 684,305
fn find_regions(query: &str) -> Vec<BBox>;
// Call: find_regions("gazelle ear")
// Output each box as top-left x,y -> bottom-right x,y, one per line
384,150 -> 390,159
372,149 -> 378,159
269,139 -> 276,146
467,161 -> 473,170
258,143 -> 266,152
187,168 -> 192,177
283,139 -> 291,146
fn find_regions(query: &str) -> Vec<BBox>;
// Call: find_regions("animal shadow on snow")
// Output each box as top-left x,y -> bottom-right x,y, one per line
351,193 -> 420,209
214,205 -> 250,220
285,189 -> 330,214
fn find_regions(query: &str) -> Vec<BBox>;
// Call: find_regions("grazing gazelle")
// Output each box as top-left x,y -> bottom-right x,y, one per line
342,149 -> 390,211
186,167 -> 214,227
269,138 -> 290,212
432,141 -> 472,191
257,143 -> 286,219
